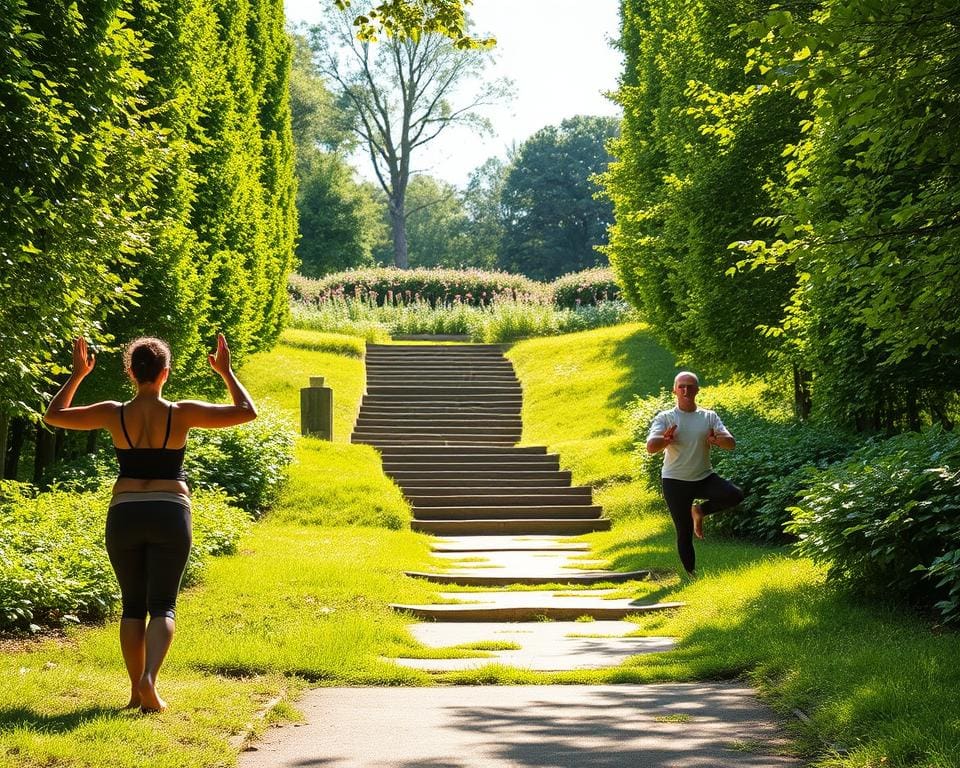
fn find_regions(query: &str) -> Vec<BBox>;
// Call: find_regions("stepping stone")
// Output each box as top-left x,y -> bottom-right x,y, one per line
239,685 -> 801,767
390,621 -> 675,671
430,535 -> 591,552
408,547 -> 653,586
391,589 -> 685,621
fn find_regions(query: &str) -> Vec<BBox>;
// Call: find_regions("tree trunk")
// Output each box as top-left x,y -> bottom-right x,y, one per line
0,414 -> 8,480
5,418 -> 26,480
54,428 -> 66,463
792,364 -> 812,421
389,195 -> 409,269
33,423 -> 56,486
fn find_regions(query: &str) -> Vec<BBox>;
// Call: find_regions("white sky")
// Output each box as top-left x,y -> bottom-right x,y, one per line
284,0 -> 623,188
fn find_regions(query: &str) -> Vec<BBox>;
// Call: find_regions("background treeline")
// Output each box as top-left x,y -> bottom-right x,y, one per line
0,0 -> 297,481
603,0 -> 960,431
289,28 -> 619,284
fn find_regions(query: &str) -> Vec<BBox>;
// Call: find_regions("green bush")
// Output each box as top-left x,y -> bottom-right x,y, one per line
185,406 -> 296,517
788,427 -> 960,624
557,301 -> 637,334
290,267 -> 545,307
626,388 -> 675,489
551,267 -> 622,308
709,416 -> 861,542
0,481 -> 248,632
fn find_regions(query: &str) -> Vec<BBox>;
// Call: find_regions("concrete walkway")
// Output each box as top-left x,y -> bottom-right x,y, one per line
239,345 -> 801,765
240,685 -> 801,767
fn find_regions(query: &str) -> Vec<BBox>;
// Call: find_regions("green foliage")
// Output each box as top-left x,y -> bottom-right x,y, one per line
289,293 -> 634,343
710,416 -> 861,543
400,175 -> 472,269
1,0 -> 297,418
551,267 -> 622,309
625,389 -> 675,489
788,427 -> 960,624
185,406 -> 297,516
0,482 -> 248,632
602,0 -> 800,378
290,267 -> 545,306
296,152 -> 385,276
499,115 -> 618,280
733,0 -> 960,429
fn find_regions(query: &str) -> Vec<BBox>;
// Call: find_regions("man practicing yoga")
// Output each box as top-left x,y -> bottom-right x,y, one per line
646,371 -> 744,575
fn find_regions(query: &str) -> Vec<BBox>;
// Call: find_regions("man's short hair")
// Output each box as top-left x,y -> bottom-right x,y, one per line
674,371 -> 700,386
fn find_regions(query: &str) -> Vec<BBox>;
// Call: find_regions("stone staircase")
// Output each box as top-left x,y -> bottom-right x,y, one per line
352,342 -> 679,667
353,343 -> 611,536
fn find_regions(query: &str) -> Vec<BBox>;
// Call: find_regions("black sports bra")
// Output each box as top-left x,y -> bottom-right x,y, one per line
115,403 -> 187,482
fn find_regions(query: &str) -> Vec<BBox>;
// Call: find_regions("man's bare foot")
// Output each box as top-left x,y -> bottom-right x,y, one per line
123,693 -> 141,710
692,503 -> 705,540
137,676 -> 167,713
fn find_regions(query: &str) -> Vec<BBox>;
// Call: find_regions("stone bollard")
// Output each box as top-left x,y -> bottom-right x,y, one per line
301,376 -> 333,440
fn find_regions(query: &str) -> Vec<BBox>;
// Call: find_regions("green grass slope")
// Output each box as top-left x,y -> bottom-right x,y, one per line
507,324 -> 960,768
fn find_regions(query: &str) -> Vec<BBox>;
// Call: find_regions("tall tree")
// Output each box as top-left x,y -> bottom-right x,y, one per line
403,175 -> 469,268
499,115 -> 618,280
307,3 -> 506,267
460,157 -> 508,270
735,1 -> 960,429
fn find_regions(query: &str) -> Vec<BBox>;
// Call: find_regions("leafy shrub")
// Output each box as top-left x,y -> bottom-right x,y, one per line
0,482 -> 248,632
710,416 -> 861,542
787,427 -> 960,624
551,267 -> 622,308
185,405 -> 296,516
557,301 -> 637,333
290,267 -> 545,307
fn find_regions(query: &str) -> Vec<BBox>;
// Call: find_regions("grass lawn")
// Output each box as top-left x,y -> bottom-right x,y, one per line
1,324 -> 957,767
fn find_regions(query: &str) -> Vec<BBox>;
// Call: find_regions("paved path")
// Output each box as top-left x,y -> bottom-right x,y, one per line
239,685 -> 801,767
239,344 -> 801,765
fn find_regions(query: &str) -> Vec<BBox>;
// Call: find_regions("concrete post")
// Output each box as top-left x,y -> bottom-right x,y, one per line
300,376 -> 333,440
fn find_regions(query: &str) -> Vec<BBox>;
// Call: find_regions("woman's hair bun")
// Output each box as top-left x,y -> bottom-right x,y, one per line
123,337 -> 171,383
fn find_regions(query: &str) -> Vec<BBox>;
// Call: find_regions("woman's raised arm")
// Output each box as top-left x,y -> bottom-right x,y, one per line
44,338 -> 119,430
177,334 -> 257,429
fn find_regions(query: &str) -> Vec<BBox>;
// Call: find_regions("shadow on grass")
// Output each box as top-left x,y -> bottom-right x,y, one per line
603,327 -> 676,412
0,705 -> 126,734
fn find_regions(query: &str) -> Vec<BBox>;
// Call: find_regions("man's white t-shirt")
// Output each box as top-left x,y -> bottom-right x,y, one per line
647,406 -> 732,481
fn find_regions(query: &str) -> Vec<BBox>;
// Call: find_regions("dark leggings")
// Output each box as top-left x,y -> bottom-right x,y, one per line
661,473 -> 744,574
105,498 -> 192,620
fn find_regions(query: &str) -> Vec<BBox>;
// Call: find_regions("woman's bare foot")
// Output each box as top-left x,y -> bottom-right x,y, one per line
692,503 -> 705,539
138,676 -> 167,713
123,691 -> 141,710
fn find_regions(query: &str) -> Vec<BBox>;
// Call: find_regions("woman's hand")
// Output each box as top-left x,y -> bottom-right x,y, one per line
208,333 -> 232,377
72,337 -> 95,379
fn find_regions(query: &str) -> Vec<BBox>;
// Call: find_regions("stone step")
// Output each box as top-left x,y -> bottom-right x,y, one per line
389,469 -> 570,481
357,437 -> 518,447
413,505 -> 603,520
366,386 -> 521,396
429,535 -> 590,552
365,377 -> 519,386
360,404 -> 521,414
381,453 -> 557,465
377,445 -> 547,456
406,492 -> 591,507
403,568 -> 652,587
359,418 -> 523,429
367,343 -> 506,351
406,486 -> 589,498
395,477 -> 573,489
411,518 -> 610,535
364,364 -> 516,372
385,460 -> 560,472
356,427 -> 522,438
390,590 -> 681,621
361,396 -> 523,406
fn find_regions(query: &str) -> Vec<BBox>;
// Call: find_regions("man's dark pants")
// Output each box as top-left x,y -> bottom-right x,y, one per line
661,473 -> 744,574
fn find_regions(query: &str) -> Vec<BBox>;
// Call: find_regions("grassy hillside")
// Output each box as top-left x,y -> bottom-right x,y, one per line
507,325 -> 960,768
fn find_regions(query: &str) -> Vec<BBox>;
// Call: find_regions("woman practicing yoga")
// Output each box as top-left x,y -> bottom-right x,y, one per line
44,334 -> 256,712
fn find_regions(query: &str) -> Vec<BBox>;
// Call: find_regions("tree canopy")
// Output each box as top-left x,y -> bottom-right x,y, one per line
500,115 -> 618,281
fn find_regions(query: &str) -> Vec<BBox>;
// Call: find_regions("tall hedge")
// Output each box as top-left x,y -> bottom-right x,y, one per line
0,0 -> 296,430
